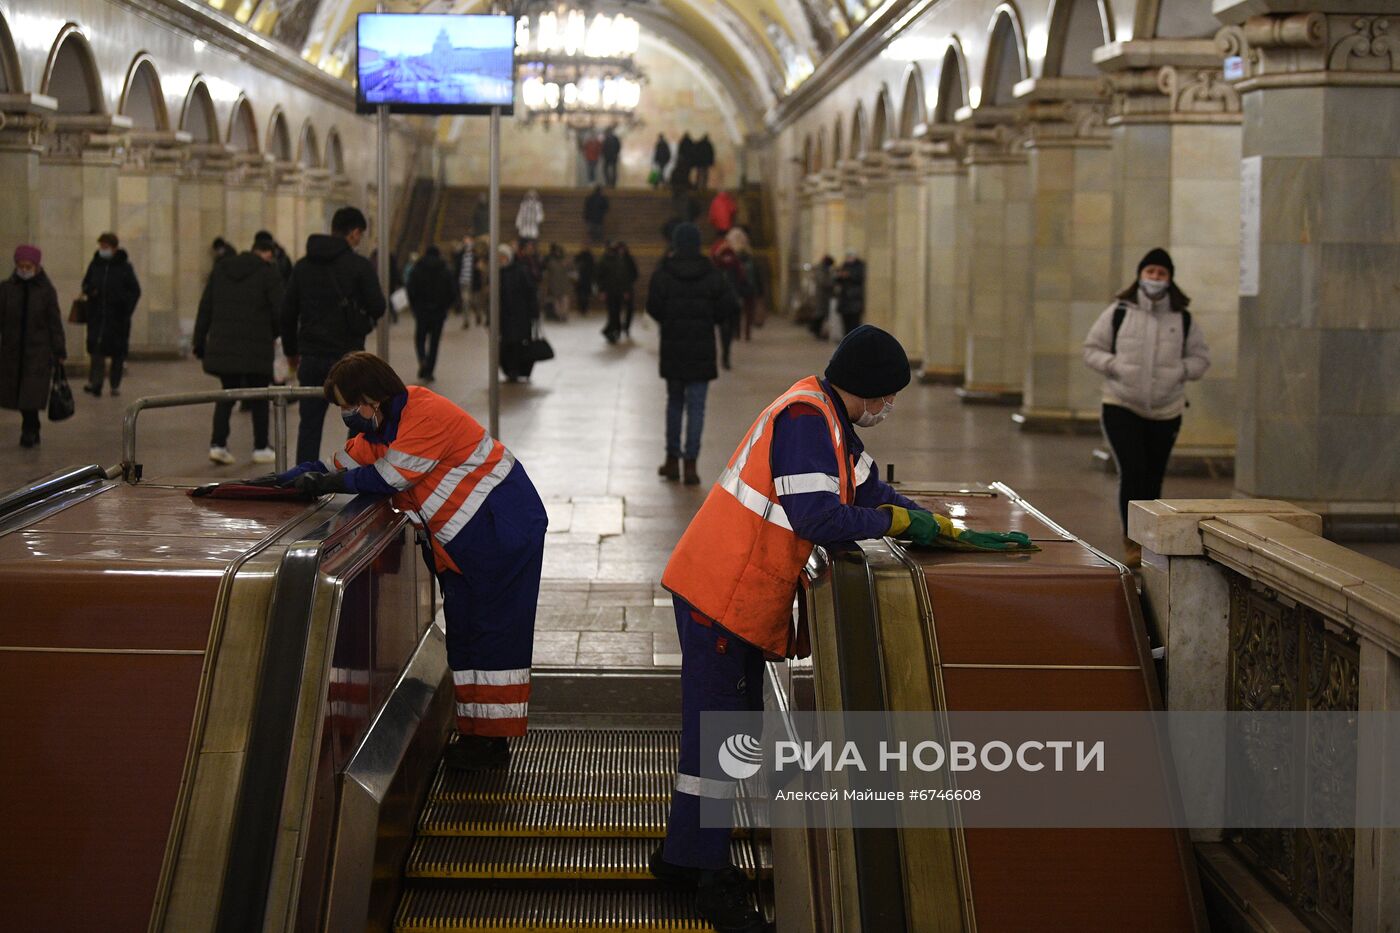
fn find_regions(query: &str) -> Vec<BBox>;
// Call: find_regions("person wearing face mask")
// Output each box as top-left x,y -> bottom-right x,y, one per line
0,245 -> 66,448
80,232 -> 141,397
270,352 -> 548,770
1083,247 -> 1210,566
281,206 -> 387,464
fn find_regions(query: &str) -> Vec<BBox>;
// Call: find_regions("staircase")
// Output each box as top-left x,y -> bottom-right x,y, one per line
394,728 -> 773,932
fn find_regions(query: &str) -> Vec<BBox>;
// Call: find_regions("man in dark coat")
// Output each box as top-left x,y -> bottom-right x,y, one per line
281,206 -> 387,463
677,133 -> 697,185
497,245 -> 540,383
652,134 -> 671,188
601,126 -> 622,187
0,245 -> 66,448
194,234 -> 284,465
406,245 -> 456,382
256,229 -> 294,282
80,231 -> 141,397
834,250 -> 866,338
694,134 -> 716,190
583,185 -> 609,245
597,242 -> 639,343
573,247 -> 596,314
646,223 -> 736,486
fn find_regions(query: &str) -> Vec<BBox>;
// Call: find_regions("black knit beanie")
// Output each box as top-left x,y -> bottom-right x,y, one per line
1138,248 -> 1174,277
824,324 -> 911,398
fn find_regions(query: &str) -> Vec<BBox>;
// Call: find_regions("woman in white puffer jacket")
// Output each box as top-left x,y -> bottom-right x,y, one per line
1083,248 -> 1210,565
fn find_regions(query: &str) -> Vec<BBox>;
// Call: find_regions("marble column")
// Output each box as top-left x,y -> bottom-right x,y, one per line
816,169 -> 845,260
38,115 -> 132,364
796,177 -> 816,270
176,145 -> 233,332
118,132 -> 191,354
1217,6 -> 1400,526
296,168 -> 332,256
958,112 -> 1030,401
860,152 -> 896,336
839,160 -> 867,261
886,141 -> 930,368
225,156 -> 272,256
0,98 -> 56,261
267,162 -> 301,259
921,131 -> 968,384
1016,82 -> 1117,429
1098,41 -> 1243,456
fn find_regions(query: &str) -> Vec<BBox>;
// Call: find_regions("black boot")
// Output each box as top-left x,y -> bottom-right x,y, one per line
19,430 -> 38,448
648,844 -> 701,887
658,456 -> 680,481
696,866 -> 764,933
683,459 -> 700,486
442,735 -> 511,771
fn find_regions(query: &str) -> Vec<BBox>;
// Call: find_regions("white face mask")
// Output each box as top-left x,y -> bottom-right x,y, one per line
98,249 -> 114,260
1140,277 -> 1168,298
855,398 -> 894,428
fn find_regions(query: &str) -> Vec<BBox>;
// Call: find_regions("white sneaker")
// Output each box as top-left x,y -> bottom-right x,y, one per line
209,446 -> 236,465
251,447 -> 275,464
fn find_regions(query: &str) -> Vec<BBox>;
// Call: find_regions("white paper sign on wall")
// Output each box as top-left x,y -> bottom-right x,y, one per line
1239,155 -> 1261,297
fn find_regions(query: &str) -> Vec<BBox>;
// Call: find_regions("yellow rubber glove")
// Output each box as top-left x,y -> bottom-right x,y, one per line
879,504 -> 912,537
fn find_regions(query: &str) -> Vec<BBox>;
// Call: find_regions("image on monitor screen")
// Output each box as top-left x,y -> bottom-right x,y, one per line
357,14 -> 515,113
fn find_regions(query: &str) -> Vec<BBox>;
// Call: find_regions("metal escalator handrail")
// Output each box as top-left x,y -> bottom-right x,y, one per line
121,387 -> 325,483
0,463 -> 108,521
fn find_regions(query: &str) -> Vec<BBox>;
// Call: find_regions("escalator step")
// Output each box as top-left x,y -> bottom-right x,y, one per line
394,883 -> 752,932
483,728 -> 680,775
418,798 -> 758,839
428,765 -> 671,803
404,835 -> 772,880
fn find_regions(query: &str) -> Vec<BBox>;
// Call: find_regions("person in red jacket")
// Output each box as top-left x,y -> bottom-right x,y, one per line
707,189 -> 738,234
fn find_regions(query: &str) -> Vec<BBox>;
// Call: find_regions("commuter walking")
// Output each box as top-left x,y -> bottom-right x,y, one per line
515,189 -> 545,241
676,133 -> 697,186
834,251 -> 866,338
497,245 -> 540,383
598,242 -> 638,343
810,255 -> 836,338
651,133 -> 671,188
710,237 -> 746,369
646,223 -> 738,486
583,185 -> 609,245
707,189 -> 738,234
0,245 -> 65,448
194,234 -> 284,465
574,247 -> 596,315
543,243 -> 573,320
256,229 -> 294,282
454,234 -> 475,323
80,232 -> 141,397
471,193 -> 489,237
281,206 -> 387,464
274,352 -> 548,769
1083,247 -> 1209,567
581,134 -> 602,184
726,227 -> 762,340
601,126 -> 622,187
407,246 -> 456,382
693,134 -> 715,190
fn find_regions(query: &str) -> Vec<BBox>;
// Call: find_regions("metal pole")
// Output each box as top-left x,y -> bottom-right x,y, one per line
376,102 -> 391,361
488,105 -> 501,439
273,397 -> 288,473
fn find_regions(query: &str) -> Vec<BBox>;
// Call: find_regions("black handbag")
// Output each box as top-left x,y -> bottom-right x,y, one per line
525,321 -> 554,362
48,368 -> 75,422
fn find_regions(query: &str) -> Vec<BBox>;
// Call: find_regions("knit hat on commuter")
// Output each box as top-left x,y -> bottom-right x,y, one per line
671,222 -> 701,258
14,245 -> 41,266
1137,247 -> 1174,277
824,324 -> 911,399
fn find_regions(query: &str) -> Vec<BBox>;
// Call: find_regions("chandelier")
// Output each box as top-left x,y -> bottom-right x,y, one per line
508,4 -> 646,128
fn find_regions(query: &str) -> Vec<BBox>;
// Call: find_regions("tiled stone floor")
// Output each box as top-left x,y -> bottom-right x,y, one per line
3,307 -> 1396,669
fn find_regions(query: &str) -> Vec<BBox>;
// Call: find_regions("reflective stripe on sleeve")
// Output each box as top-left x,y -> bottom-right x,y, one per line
854,452 -> 874,486
719,468 -> 793,531
456,701 -> 529,719
453,668 -> 531,686
386,447 -> 440,475
674,773 -> 737,799
375,457 -> 413,490
335,448 -> 368,470
435,450 -> 517,544
419,433 -> 497,523
774,473 -> 840,496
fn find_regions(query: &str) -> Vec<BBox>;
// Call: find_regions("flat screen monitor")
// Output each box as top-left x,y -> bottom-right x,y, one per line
356,13 -> 516,115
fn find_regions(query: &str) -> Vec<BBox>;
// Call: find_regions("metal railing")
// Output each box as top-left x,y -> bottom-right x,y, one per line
120,386 -> 325,483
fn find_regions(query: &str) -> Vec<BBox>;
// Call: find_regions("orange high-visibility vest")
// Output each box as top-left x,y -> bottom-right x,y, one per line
661,376 -> 859,657
335,386 -> 514,574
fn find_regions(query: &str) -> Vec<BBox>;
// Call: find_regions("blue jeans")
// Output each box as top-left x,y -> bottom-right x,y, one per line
665,380 -> 708,460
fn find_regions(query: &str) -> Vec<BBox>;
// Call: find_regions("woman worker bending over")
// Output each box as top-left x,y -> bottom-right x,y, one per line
277,351 -> 548,770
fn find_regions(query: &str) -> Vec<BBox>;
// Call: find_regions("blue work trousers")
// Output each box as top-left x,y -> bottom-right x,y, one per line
661,595 -> 765,870
665,380 -> 709,461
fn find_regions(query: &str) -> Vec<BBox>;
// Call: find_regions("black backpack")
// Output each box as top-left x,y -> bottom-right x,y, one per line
1110,302 -> 1191,354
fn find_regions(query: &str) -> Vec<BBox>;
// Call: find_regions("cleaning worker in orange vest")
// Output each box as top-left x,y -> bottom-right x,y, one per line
272,351 -> 548,770
648,325 -> 1030,932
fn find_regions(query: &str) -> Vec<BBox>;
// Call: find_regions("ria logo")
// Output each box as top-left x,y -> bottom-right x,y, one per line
717,733 -> 763,780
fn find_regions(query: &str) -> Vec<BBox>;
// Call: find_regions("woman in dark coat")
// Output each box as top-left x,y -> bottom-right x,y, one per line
0,245 -> 66,448
406,246 -> 457,381
497,245 -> 540,383
80,232 -> 141,397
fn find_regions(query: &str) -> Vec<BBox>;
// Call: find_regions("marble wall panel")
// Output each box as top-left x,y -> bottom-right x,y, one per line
962,156 -> 1030,394
890,175 -> 928,363
923,169 -> 966,377
823,196 -> 846,259
863,181 -> 895,335
843,189 -> 867,258
0,151 -> 41,262
39,159 -> 117,362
